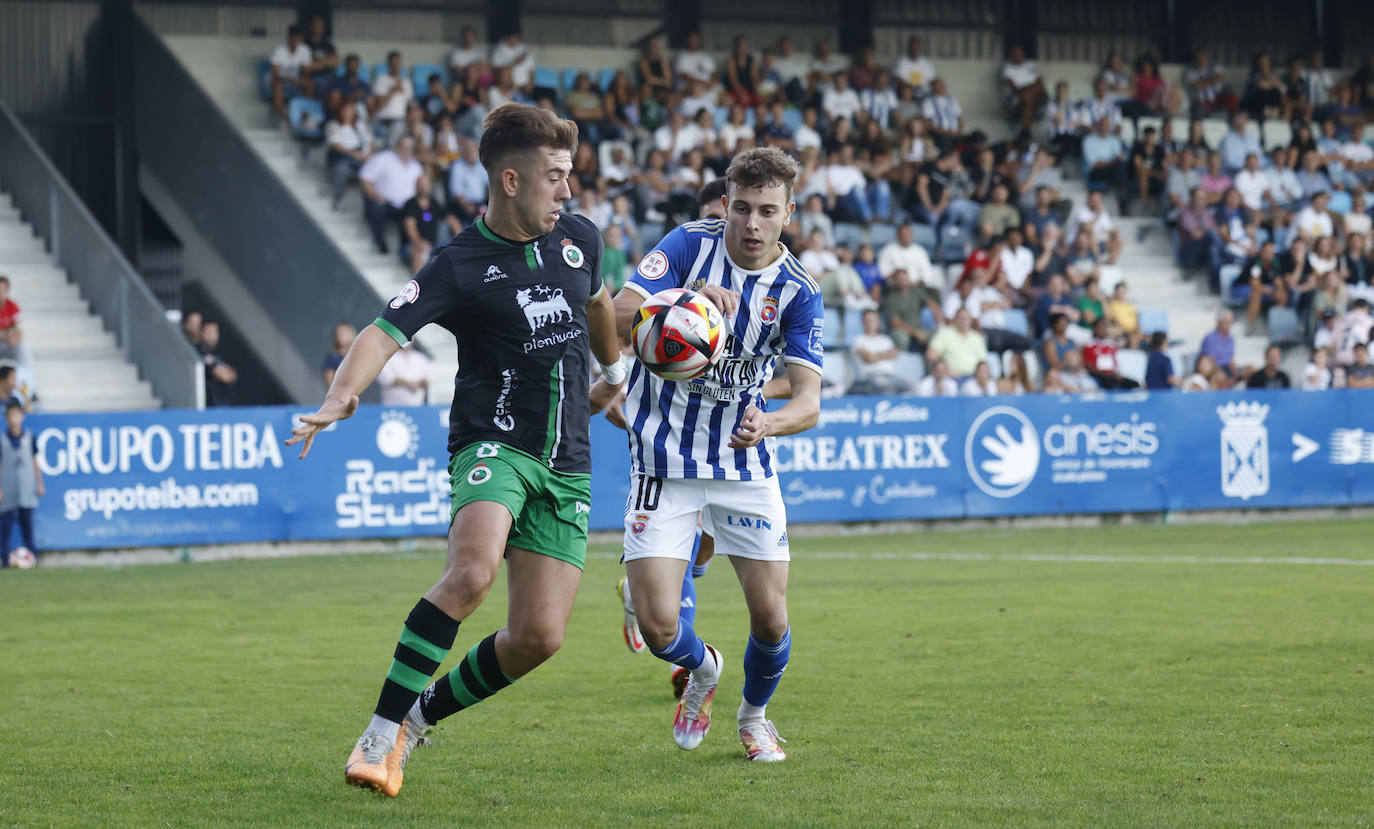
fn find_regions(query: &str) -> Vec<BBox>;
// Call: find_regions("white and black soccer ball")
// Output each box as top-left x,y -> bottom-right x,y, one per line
10,547 -> 35,569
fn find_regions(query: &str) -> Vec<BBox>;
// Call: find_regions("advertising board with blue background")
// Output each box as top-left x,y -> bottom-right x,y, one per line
28,391 -> 1374,551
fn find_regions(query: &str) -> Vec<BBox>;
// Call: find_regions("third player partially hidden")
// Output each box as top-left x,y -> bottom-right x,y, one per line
610,147 -> 824,762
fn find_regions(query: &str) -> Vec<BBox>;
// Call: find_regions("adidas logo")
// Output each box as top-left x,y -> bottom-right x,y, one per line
484,264 -> 508,282
776,533 -> 788,547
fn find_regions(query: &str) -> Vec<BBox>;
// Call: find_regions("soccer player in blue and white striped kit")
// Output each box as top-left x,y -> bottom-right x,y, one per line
610,147 -> 823,762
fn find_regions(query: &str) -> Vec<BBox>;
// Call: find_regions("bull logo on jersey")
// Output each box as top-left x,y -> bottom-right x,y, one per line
760,296 -> 779,324
516,285 -> 573,333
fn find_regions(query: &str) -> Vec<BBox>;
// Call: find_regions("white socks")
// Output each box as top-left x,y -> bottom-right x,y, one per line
366,714 -> 400,743
738,700 -> 766,723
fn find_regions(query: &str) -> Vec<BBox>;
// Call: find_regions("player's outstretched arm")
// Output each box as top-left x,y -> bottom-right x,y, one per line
729,363 -> 821,449
612,286 -> 645,341
286,324 -> 401,459
586,286 -> 623,370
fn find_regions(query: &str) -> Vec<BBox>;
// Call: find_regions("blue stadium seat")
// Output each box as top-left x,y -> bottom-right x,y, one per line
257,59 -> 273,100
909,222 -> 938,255
639,221 -> 664,249
894,352 -> 925,382
597,68 -> 617,93
938,224 -> 971,262
1137,308 -> 1169,337
1268,306 -> 1301,346
745,107 -> 757,127
339,62 -> 372,83
560,67 -> 580,94
1001,308 -> 1030,337
823,306 -> 846,350
920,306 -> 936,331
842,307 -> 864,346
714,106 -> 729,129
867,222 -> 897,249
834,223 -> 866,249
1116,349 -> 1148,386
411,63 -> 445,98
1219,263 -> 1247,307
288,97 -> 325,140
371,63 -> 390,85
782,107 -> 803,131
534,66 -> 558,92
822,351 -> 850,390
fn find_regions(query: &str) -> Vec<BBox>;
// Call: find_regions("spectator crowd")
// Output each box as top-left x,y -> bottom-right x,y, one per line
265,20 -> 1374,396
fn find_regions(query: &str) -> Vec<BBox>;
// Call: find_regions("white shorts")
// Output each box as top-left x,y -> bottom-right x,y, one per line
622,474 -> 790,563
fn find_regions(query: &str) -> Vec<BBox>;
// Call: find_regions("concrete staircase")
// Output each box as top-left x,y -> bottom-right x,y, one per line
0,193 -> 161,411
239,128 -> 458,405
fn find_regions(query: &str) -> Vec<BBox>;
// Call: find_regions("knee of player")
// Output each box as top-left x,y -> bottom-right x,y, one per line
638,615 -> 680,650
509,625 -> 564,662
748,610 -> 790,643
438,561 -> 499,603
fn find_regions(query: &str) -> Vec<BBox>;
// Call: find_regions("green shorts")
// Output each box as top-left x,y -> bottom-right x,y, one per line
448,441 -> 592,570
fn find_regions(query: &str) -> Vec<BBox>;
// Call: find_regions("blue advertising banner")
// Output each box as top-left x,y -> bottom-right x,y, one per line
27,391 -> 1374,551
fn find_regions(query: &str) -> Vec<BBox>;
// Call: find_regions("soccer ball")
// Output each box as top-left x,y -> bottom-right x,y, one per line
631,288 -> 727,381
10,547 -> 35,569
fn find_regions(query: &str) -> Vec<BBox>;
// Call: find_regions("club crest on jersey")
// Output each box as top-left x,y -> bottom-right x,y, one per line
631,513 -> 649,535
638,250 -> 669,279
760,296 -> 779,324
560,239 -> 585,269
390,279 -> 419,309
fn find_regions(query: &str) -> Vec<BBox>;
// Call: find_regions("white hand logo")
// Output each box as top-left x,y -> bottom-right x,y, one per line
980,423 -> 1039,487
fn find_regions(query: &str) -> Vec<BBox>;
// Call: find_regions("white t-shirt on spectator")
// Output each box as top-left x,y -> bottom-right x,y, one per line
1341,141 -> 1374,165
490,41 -> 535,87
811,54 -> 849,78
719,123 -> 755,153
654,123 -> 703,162
359,150 -> 424,208
1233,169 -> 1270,212
943,286 -> 1006,329
794,124 -> 822,152
999,245 -> 1034,290
1345,212 -> 1372,236
326,121 -> 371,154
679,92 -> 717,119
894,56 -> 936,92
960,376 -> 995,396
372,74 -> 414,121
449,44 -> 487,70
916,375 -> 960,397
676,49 -> 716,84
799,248 -> 840,278
378,346 -> 432,406
1302,362 -> 1332,390
270,42 -> 313,80
877,241 -> 936,286
822,87 -> 861,123
1296,205 -> 1334,239
1267,167 -> 1304,204
773,54 -> 809,86
1069,205 -> 1114,244
851,333 -> 900,379
1002,61 -> 1040,89
825,163 -> 866,197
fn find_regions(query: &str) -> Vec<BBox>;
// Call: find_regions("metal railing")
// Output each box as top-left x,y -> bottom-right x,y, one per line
0,100 -> 204,410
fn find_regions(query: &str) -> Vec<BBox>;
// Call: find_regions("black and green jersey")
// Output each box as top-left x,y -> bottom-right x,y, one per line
376,213 -> 604,474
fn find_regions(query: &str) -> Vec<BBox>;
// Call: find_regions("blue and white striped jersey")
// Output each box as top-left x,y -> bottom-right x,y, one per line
623,218 -> 824,480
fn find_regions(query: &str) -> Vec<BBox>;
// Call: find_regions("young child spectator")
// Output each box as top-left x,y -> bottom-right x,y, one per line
854,243 -> 884,302
1082,318 -> 1139,389
321,322 -> 355,387
959,361 -> 997,396
1302,346 -> 1334,390
0,327 -> 38,408
1347,343 -> 1374,388
0,402 -> 42,568
1182,354 -> 1217,391
1144,331 -> 1177,390
0,277 -> 21,332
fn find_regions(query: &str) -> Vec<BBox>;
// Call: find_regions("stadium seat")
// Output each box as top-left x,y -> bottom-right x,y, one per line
822,350 -> 850,390
534,66 -> 558,92
1268,306 -> 1302,346
1117,349 -> 1148,386
560,67 -> 580,94
597,68 -> 616,93
1137,308 -> 1169,337
1118,120 -> 1135,148
894,351 -> 925,381
1202,120 -> 1229,148
834,223 -> 866,249
938,224 -> 971,262
842,307 -> 864,346
340,62 -> 372,83
1219,263 -> 1246,307
371,63 -> 390,85
823,306 -> 846,350
909,223 -> 938,256
1001,308 -> 1030,337
639,221 -> 664,248
868,222 -> 897,249
714,106 -> 729,129
256,59 -> 273,101
289,97 -> 325,140
782,107 -> 803,131
411,63 -> 445,99
1261,119 -> 1292,150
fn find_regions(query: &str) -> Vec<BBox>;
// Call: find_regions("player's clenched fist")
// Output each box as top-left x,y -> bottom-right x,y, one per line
729,405 -> 770,449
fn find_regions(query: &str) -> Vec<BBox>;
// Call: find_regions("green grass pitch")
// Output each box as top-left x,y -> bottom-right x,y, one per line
2,520 -> 1372,826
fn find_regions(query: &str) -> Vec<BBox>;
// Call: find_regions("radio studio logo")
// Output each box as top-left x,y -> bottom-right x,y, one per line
1218,401 -> 1270,500
965,406 -> 1040,498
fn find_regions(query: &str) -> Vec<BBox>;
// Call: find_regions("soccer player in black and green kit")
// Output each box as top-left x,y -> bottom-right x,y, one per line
287,103 -> 625,797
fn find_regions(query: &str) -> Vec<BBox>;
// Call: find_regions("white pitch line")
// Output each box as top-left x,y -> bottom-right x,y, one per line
587,551 -> 1374,567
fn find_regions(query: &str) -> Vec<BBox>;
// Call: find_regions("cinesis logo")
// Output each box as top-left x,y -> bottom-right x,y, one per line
965,405 -> 1159,498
